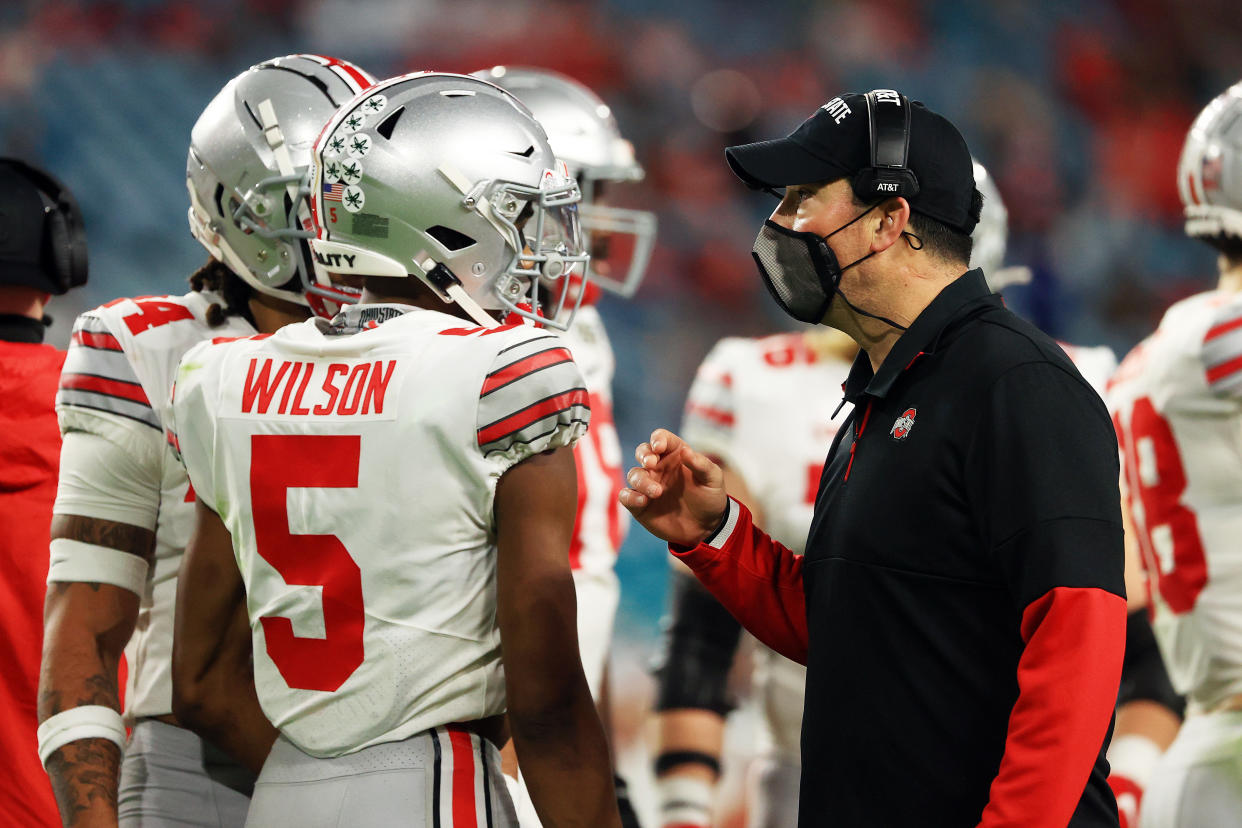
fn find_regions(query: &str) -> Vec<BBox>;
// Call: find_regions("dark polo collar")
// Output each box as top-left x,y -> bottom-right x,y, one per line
0,313 -> 47,344
842,268 -> 998,402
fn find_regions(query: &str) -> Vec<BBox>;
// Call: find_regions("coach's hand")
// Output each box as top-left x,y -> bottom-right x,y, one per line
620,429 -> 728,547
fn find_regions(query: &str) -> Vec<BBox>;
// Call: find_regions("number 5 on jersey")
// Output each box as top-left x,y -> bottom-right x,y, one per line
251,434 -> 365,692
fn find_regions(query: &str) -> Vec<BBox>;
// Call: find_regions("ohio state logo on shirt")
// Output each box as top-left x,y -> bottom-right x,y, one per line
890,407 -> 917,440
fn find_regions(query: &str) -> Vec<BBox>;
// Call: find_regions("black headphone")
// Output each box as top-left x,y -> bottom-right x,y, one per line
1,158 -> 88,294
850,90 -> 920,203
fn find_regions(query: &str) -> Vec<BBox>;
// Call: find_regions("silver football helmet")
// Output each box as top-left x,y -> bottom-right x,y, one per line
187,54 -> 375,318
474,66 -> 656,298
308,72 -> 590,331
1178,79 -> 1242,241
971,160 -> 1031,291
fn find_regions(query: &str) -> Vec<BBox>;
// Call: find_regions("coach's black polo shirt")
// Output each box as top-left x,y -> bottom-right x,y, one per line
799,269 -> 1124,826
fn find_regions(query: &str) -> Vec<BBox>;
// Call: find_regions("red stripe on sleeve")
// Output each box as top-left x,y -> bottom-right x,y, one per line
686,402 -> 735,427
59,373 -> 151,406
568,438 -> 588,569
1205,315 -> 1242,342
477,389 -> 589,446
481,347 -> 573,395
1206,352 -> 1242,384
671,501 -> 808,663
71,330 -> 122,351
448,728 -> 478,828
976,586 -> 1126,828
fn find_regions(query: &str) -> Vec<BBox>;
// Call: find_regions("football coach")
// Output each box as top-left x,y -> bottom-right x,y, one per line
621,91 -> 1127,827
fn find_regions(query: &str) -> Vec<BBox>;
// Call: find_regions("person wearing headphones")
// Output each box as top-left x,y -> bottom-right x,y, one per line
0,157 -> 89,827
621,91 -> 1127,827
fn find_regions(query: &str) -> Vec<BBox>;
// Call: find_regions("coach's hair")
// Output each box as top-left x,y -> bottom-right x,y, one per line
188,257 -> 254,327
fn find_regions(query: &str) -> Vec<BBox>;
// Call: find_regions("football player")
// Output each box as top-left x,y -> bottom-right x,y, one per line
472,64 -> 656,824
1107,79 -> 1242,828
649,161 -> 1076,828
36,54 -> 374,827
168,72 -> 620,827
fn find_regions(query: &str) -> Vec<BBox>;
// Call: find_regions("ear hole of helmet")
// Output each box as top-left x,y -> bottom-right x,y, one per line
213,184 -> 227,219
376,107 -> 405,140
426,225 -> 476,252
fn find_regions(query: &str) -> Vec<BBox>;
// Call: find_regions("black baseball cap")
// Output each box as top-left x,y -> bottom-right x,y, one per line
726,91 -> 980,234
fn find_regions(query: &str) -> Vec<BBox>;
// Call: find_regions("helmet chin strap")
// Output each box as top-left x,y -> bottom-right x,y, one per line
412,254 -> 500,329
446,284 -> 501,328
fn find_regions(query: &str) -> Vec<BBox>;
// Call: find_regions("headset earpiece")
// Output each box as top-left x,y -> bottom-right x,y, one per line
24,163 -> 88,293
851,90 -> 920,202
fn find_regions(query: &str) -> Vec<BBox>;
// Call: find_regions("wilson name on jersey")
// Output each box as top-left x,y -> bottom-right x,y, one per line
1107,290 -> 1242,711
54,291 -> 254,720
169,304 -> 590,757
682,332 -> 853,757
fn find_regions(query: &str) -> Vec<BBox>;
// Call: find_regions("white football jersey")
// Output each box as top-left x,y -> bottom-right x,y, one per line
559,304 -> 627,577
1058,341 -> 1118,400
54,291 -> 253,721
1107,290 -> 1242,711
681,332 -> 853,758
169,304 -> 590,757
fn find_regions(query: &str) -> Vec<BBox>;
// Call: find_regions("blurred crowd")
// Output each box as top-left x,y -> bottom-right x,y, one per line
3,0 -> 1241,628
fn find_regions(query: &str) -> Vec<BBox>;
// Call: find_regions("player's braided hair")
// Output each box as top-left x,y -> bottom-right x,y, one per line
188,257 -> 254,327
1200,233 -> 1242,268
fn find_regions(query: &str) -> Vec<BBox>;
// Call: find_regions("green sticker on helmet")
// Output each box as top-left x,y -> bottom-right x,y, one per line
352,212 -> 389,238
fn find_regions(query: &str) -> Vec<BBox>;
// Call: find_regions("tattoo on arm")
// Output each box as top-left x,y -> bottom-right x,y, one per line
50,514 -> 156,565
40,670 -> 124,824
40,518 -> 143,824
45,739 -> 122,825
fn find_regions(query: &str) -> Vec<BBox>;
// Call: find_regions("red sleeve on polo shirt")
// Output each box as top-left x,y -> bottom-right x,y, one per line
976,585 -> 1127,828
670,498 -> 808,664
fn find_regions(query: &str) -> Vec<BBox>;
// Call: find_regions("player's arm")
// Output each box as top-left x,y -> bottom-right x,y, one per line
651,463 -> 757,828
171,499 -> 277,774
495,446 -> 621,827
39,514 -> 151,828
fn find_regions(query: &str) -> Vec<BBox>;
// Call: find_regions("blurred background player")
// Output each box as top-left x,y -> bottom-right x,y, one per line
648,160 -> 1093,828
36,54 -> 373,827
1107,78 -> 1242,828
473,64 -> 656,825
169,72 -> 619,827
0,157 -> 89,827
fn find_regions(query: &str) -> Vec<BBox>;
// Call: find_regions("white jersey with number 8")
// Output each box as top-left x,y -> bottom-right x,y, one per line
170,304 -> 589,757
1107,290 -> 1242,712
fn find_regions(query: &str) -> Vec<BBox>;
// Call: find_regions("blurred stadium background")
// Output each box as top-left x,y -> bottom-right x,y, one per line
4,0 -> 1240,822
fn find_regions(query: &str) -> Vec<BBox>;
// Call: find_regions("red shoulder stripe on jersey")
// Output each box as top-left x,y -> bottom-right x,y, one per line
59,373 -> 151,406
1206,353 -> 1242,384
482,347 -> 573,395
70,330 -> 122,351
1206,315 -> 1242,342
686,402 -> 735,427
477,388 -> 589,445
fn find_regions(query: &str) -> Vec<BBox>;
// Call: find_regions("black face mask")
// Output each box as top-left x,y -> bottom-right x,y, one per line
750,205 -> 909,330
